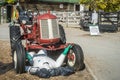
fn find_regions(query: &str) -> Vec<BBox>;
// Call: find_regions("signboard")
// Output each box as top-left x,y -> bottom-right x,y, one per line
89,25 -> 100,35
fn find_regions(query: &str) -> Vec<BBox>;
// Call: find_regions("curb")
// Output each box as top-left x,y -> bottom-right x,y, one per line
85,60 -> 98,80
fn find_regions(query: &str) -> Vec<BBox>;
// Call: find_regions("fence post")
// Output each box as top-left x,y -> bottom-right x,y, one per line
66,12 -> 68,27
0,6 -> 1,24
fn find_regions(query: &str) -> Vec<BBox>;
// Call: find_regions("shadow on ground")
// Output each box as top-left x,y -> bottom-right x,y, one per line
0,62 -> 13,75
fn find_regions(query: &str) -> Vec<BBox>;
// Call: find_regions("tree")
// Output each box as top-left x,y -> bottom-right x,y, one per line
80,0 -> 120,12
5,0 -> 17,4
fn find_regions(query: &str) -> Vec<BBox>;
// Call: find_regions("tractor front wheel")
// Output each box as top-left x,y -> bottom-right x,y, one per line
9,25 -> 21,56
13,43 -> 26,74
67,44 -> 85,71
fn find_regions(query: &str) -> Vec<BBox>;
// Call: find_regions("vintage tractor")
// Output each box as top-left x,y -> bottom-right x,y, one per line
9,10 -> 85,74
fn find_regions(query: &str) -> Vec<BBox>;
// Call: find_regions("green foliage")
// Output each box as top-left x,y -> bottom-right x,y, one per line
80,0 -> 92,4
80,0 -> 120,12
5,0 -> 16,4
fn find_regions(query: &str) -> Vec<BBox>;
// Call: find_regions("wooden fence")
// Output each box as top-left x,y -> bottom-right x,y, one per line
98,11 -> 119,32
51,11 -> 81,27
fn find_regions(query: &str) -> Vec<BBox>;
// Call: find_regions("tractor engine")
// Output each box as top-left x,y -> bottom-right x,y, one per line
20,11 -> 63,50
21,12 -> 61,44
37,12 -> 60,44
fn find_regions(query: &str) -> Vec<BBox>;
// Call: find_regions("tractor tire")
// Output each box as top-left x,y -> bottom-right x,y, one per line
9,25 -> 21,56
13,42 -> 25,74
59,25 -> 66,44
67,44 -> 85,71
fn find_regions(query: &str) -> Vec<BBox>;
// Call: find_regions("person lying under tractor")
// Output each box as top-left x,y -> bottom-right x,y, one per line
25,45 -> 75,78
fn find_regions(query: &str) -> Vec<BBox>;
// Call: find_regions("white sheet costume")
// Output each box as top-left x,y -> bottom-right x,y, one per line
25,45 -> 74,78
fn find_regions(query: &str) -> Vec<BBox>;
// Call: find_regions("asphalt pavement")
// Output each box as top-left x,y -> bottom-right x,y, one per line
0,23 -> 120,80
0,23 -> 9,40
65,27 -> 120,80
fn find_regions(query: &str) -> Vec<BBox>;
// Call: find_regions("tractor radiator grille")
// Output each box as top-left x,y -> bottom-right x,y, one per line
41,20 -> 49,39
51,20 -> 59,38
40,19 -> 60,39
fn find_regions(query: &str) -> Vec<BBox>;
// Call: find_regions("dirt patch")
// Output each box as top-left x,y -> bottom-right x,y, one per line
0,40 -> 94,80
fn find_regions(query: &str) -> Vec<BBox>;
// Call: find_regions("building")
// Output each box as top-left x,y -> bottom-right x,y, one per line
0,0 -> 81,23
19,0 -> 80,11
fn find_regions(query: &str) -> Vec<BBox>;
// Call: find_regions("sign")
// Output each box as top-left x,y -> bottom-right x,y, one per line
89,25 -> 100,35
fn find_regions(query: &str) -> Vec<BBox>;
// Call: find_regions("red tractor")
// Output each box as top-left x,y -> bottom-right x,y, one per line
9,10 -> 85,74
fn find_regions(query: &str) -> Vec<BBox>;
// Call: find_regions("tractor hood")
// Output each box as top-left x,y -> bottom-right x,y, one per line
37,12 -> 60,44
38,12 -> 57,20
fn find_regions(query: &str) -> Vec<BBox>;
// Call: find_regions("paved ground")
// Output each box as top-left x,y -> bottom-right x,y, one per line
0,24 -> 9,40
0,23 -> 120,80
65,27 -> 120,80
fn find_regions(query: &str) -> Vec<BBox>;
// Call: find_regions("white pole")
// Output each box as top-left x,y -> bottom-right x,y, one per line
74,4 -> 76,11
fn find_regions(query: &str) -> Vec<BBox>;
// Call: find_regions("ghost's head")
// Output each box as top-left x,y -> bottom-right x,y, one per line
37,50 -> 47,56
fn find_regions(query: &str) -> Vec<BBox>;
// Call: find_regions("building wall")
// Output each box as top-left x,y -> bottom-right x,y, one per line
20,2 -> 75,11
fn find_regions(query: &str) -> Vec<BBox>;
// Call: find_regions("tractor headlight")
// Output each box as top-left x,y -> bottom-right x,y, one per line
22,20 -> 26,24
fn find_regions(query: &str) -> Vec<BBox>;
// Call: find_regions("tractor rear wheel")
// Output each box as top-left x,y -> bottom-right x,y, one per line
59,25 -> 66,44
67,44 -> 85,71
13,42 -> 26,74
9,25 -> 21,56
